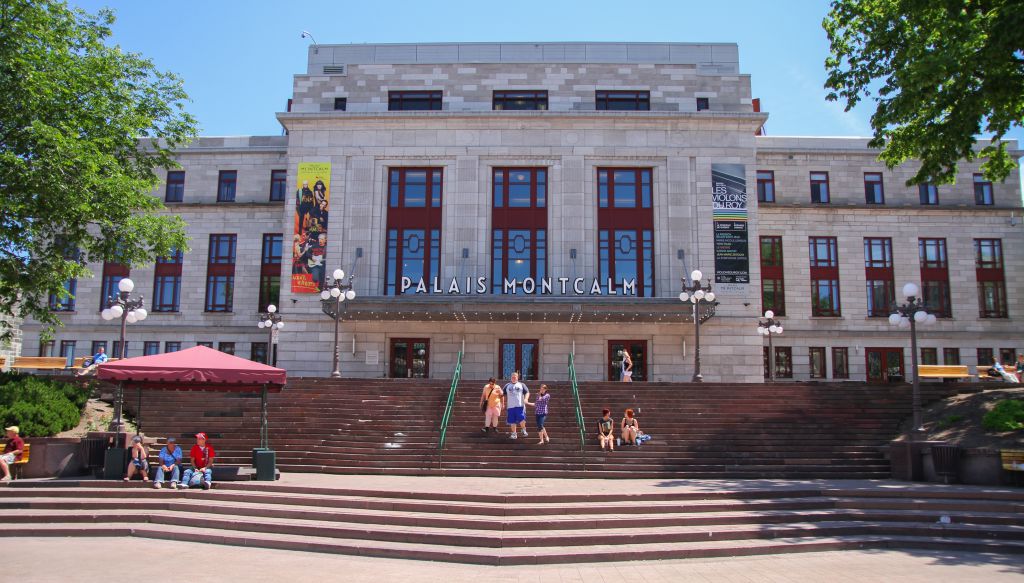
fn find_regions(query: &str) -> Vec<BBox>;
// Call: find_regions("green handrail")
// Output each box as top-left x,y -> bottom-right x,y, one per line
567,353 -> 587,457
436,350 -> 463,466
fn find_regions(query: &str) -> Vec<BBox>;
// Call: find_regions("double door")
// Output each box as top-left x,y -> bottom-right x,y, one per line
499,339 -> 538,381
866,347 -> 904,383
390,338 -> 429,378
609,340 -> 647,381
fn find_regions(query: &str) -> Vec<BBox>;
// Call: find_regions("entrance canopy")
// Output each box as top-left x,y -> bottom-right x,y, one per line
97,346 -> 285,392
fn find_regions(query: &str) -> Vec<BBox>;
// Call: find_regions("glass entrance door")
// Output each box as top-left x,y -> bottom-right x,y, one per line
390,338 -> 429,378
866,347 -> 903,383
499,339 -> 538,381
609,340 -> 647,381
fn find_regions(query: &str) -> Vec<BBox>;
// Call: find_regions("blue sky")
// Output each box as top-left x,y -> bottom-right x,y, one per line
76,1 -> 1022,159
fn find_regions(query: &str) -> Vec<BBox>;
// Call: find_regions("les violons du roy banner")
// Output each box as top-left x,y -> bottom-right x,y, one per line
291,162 -> 331,293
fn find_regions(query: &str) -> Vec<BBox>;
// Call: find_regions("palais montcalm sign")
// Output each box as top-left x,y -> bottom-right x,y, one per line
400,276 -> 639,295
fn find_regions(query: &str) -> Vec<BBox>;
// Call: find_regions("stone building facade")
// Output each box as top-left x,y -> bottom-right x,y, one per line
20,42 -> 1024,383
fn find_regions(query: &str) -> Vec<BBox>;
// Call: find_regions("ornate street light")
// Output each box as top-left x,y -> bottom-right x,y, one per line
678,269 -> 716,383
756,310 -> 784,381
320,269 -> 356,378
889,282 -> 936,437
257,304 -> 284,367
100,277 -> 147,434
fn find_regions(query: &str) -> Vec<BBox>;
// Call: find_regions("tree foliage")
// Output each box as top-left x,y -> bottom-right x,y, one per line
824,0 -> 1024,185
0,0 -> 196,339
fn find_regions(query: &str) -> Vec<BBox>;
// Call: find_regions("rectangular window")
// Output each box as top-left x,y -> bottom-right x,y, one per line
38,341 -> 55,357
810,347 -> 827,379
99,261 -> 131,311
810,172 -> 830,204
864,238 -> 894,317
217,170 -> 237,203
90,341 -> 106,357
49,279 -> 77,312
196,341 -> 213,348
595,90 -> 650,111
251,342 -> 268,364
112,341 -> 128,359
388,91 -> 442,111
164,341 -> 181,353
1000,348 -> 1017,365
919,183 -> 938,205
218,342 -> 235,355
919,238 -> 951,318
773,346 -> 793,378
943,348 -> 960,365
492,168 -> 547,294
269,170 -> 287,202
152,249 -> 183,313
493,90 -> 547,111
205,234 -> 236,312
143,341 -> 160,356
864,172 -> 885,204
696,97 -> 710,111
759,236 -> 785,316
597,168 -> 654,297
975,239 -> 1006,318
809,236 -> 841,316
977,347 -> 994,367
333,97 -> 347,111
832,347 -> 849,379
59,340 -> 76,359
756,170 -> 775,203
974,174 -> 993,205
385,168 -> 443,295
165,171 -> 185,203
921,347 -> 938,365
259,233 -> 283,311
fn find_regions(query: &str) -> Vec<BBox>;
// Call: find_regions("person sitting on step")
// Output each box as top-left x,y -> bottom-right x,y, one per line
621,409 -> 640,446
180,433 -> 215,490
153,436 -> 182,489
597,409 -> 615,452
123,435 -> 149,483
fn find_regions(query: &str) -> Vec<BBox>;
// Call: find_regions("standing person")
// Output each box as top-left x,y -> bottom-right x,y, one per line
503,372 -> 530,439
1016,354 -> 1024,383
621,409 -> 640,446
153,437 -> 182,490
597,409 -> 615,452
527,384 -> 551,445
123,435 -> 149,482
621,349 -> 633,382
479,378 -> 503,434
179,433 -> 215,490
1,426 -> 25,482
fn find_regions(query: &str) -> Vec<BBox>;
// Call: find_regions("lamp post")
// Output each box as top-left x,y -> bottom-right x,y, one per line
889,282 -> 937,437
320,269 -> 356,378
100,278 -> 147,434
756,311 -> 784,381
678,269 -> 716,382
257,305 -> 284,366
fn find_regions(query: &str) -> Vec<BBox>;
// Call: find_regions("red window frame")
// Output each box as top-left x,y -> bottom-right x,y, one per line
974,174 -> 993,205
595,90 -> 650,111
152,249 -> 183,313
493,90 -> 548,110
943,348 -> 960,365
99,261 -> 131,310
597,168 -> 654,296
259,233 -> 283,311
492,168 -> 547,293
920,347 -> 938,365
218,342 -> 235,355
810,172 -> 830,203
59,340 -> 76,359
756,170 -> 775,203
864,172 -> 885,204
809,236 -> 841,316
809,347 -> 827,379
832,347 -> 849,379
388,91 -> 442,111
919,238 -> 951,317
864,237 -> 893,317
977,347 -> 994,366
269,170 -> 287,202
385,168 -> 444,295
205,234 -> 236,312
165,171 -> 185,203
763,346 -> 793,378
217,170 -> 237,202
759,235 -> 785,316
975,239 -> 1006,318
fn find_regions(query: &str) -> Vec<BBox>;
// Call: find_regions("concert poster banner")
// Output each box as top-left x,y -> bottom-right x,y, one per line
710,163 -> 750,284
291,162 -> 331,293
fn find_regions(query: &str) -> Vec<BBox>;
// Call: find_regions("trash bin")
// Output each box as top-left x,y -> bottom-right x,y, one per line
254,449 -> 276,481
103,448 -> 128,480
251,447 -> 269,468
931,444 -> 962,484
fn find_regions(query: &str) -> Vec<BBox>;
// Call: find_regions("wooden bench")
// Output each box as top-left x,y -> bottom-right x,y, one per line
1000,450 -> 1024,485
9,357 -> 71,370
0,356 -> 6,369
918,365 -> 971,379
72,357 -> 87,369
0,443 -> 30,479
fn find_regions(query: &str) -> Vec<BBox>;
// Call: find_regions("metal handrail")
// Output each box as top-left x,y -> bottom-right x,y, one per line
436,351 -> 463,467
567,353 -> 587,460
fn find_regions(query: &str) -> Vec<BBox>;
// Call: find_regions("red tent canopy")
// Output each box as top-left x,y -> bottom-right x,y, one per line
97,346 -> 286,392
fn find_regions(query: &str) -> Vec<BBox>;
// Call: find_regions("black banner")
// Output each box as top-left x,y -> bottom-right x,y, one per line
711,164 -> 749,284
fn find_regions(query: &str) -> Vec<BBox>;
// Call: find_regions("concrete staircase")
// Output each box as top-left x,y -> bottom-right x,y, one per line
1,481 -> 1021,564
120,379 -> 976,479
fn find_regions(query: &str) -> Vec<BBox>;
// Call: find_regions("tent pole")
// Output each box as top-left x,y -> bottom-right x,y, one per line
113,381 -> 124,445
136,387 -> 143,437
261,384 -> 269,450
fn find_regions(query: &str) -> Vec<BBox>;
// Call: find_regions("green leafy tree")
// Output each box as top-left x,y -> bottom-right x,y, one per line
0,0 -> 196,339
824,0 -> 1023,185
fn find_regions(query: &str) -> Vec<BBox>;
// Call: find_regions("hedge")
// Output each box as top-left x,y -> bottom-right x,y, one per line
0,372 -> 90,437
982,399 -> 1024,432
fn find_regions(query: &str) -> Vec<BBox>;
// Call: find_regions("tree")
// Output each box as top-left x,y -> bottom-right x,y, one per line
0,1 -> 196,339
824,0 -> 1024,185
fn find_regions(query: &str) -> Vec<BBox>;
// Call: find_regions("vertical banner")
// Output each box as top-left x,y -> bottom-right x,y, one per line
710,163 -> 750,284
291,162 -> 331,293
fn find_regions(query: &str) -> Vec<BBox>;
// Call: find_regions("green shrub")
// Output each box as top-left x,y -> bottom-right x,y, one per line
982,400 -> 1024,432
936,414 -> 965,430
0,374 -> 89,437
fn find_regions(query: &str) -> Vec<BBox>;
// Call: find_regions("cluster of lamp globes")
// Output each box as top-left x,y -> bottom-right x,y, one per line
888,283 -> 937,329
257,304 -> 285,330
319,269 -> 357,302
677,270 -> 716,303
757,311 -> 782,336
99,278 -> 148,323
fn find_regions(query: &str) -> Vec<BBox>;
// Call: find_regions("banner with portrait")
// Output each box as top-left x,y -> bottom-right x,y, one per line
291,162 -> 331,293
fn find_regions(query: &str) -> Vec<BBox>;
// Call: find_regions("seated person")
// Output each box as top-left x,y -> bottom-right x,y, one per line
1,425 -> 25,482
180,432 -> 215,490
153,436 -> 182,490
597,408 -> 615,452
123,435 -> 149,482
992,360 -> 1019,384
76,346 -> 108,376
621,408 -> 640,446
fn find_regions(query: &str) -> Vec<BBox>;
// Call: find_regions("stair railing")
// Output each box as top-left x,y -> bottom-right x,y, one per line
568,353 -> 587,468
436,350 -> 463,468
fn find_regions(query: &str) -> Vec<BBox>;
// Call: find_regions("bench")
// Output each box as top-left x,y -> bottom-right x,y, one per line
0,443 -> 31,479
0,356 -> 5,369
9,357 -> 70,370
918,365 -> 971,379
977,366 -> 1020,382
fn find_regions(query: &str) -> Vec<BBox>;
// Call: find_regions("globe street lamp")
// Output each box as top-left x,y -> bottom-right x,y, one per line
889,282 -> 936,438
257,304 -> 284,366
100,277 -> 147,433
757,310 -> 784,382
320,269 -> 356,378
678,269 -> 717,383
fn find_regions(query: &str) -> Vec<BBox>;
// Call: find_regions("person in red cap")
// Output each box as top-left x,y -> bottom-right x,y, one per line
179,432 -> 215,490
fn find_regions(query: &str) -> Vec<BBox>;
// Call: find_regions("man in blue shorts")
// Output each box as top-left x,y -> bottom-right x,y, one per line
504,372 -> 530,439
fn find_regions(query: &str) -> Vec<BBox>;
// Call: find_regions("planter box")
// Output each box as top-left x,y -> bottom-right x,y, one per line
17,437 -> 91,479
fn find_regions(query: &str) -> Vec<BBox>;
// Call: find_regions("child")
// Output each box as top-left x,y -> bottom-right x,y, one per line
528,384 -> 551,445
621,408 -> 639,446
597,408 -> 615,451
123,435 -> 149,482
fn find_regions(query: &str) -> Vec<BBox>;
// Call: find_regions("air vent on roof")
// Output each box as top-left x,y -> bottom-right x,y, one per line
322,64 -> 347,75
